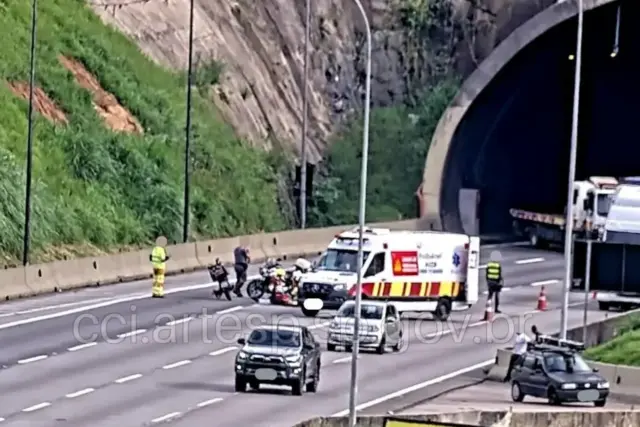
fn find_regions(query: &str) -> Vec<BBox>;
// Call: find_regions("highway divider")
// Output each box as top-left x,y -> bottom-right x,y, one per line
0,219 -> 421,301
484,308 -> 640,402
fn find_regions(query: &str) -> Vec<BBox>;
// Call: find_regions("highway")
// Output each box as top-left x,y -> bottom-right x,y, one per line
0,243 -> 605,426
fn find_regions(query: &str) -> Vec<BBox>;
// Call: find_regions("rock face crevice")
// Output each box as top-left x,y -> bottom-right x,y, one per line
90,0 -> 554,162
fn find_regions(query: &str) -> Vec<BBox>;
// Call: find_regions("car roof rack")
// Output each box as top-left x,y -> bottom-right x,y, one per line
529,335 -> 585,352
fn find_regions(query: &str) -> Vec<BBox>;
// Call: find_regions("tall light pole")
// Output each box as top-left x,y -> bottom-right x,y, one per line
300,0 -> 311,228
22,0 -> 38,266
183,0 -> 195,243
347,0 -> 372,425
560,0 -> 584,340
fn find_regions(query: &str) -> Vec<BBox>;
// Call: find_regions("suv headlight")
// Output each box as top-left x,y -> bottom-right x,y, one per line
329,321 -> 338,330
367,325 -> 379,333
334,284 -> 345,291
237,351 -> 248,360
561,383 -> 577,390
285,355 -> 302,366
597,381 -> 609,389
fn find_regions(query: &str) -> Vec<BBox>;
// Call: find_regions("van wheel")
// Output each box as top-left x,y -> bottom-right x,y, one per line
433,299 -> 451,321
598,302 -> 610,311
301,307 -> 319,317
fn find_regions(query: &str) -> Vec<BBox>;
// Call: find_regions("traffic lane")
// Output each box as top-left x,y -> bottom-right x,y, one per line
165,302 -> 603,427
0,243 -> 546,326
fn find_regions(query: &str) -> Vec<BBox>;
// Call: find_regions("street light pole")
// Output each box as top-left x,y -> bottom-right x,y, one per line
22,0 -> 38,266
582,239 -> 592,343
300,0 -> 311,229
347,0 -> 372,426
560,0 -> 584,340
183,0 -> 195,243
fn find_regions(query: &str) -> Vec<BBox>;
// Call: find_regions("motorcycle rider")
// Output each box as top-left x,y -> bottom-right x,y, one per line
208,258 -> 231,300
290,258 -> 311,302
233,245 -> 250,297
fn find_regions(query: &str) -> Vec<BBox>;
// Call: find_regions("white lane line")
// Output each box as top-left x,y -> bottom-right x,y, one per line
515,257 -> 545,265
217,306 -> 244,315
0,416 -> 5,421
531,279 -> 559,287
68,342 -> 98,352
332,359 -> 494,416
22,402 -> 51,412
66,388 -> 95,398
151,412 -> 182,423
15,297 -> 114,314
0,313 -> 15,318
166,317 -> 193,326
0,274 -> 262,331
209,346 -> 237,356
117,329 -> 147,338
308,321 -> 331,330
17,355 -> 48,364
115,373 -> 143,383
479,264 -> 487,269
332,355 -> 360,364
162,360 -> 192,370
196,397 -> 223,408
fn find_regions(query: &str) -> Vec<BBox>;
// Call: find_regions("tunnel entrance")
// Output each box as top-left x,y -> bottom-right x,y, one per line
441,0 -> 640,235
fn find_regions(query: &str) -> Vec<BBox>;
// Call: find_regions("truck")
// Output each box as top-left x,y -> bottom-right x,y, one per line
511,176 -> 618,247
298,226 -> 480,320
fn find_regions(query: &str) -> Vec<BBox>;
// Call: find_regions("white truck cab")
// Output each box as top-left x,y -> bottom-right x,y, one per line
299,227 -> 480,319
604,184 -> 640,244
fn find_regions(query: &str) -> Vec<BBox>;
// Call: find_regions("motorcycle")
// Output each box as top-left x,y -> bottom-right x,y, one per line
208,266 -> 232,301
246,262 -> 297,305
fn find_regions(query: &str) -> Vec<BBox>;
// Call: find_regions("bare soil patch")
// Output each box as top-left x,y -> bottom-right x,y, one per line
7,81 -> 68,125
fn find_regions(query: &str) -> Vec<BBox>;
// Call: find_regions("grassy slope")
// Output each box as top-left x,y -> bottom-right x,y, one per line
0,0 -> 287,266
584,315 -> 640,366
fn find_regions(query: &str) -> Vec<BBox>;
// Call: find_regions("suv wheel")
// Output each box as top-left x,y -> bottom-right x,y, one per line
391,332 -> 403,352
376,335 -> 386,354
235,375 -> 247,392
306,362 -> 320,392
511,382 -> 524,402
292,369 -> 305,396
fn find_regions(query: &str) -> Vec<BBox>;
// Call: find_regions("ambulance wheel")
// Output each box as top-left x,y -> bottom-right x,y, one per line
301,307 -> 319,317
433,299 -> 451,321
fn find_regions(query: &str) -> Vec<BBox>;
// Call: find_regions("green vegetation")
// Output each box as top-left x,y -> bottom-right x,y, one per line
584,315 -> 640,366
308,80 -> 458,226
0,0 -> 287,265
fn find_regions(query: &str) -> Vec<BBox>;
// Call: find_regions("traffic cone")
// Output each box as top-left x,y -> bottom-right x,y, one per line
536,286 -> 547,311
483,298 -> 494,321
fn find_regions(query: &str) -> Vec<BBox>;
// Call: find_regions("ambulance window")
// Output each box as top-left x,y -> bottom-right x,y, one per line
364,253 -> 385,277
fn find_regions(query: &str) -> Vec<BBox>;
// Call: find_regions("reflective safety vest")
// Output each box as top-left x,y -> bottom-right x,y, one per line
486,261 -> 502,282
151,246 -> 167,269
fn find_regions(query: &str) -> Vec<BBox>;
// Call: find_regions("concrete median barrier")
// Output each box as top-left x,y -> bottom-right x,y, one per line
0,219 -> 421,300
292,410 -> 640,427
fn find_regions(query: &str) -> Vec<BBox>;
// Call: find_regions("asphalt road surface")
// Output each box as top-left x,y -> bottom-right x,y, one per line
0,243 -> 603,426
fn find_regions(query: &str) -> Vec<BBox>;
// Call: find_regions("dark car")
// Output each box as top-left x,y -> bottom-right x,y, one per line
235,324 -> 321,395
510,341 -> 609,406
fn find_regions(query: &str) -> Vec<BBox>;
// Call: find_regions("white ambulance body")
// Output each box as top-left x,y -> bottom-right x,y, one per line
299,227 -> 480,319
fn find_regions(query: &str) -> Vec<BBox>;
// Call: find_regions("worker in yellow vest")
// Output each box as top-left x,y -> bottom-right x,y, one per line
150,236 -> 170,297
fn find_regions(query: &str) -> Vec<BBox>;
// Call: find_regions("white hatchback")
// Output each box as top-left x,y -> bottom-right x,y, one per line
327,300 -> 403,354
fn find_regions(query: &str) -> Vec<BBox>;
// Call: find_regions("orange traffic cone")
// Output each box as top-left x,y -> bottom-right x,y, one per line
483,298 -> 494,321
537,286 -> 548,311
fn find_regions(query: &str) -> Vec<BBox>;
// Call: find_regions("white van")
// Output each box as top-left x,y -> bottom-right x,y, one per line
298,227 -> 479,319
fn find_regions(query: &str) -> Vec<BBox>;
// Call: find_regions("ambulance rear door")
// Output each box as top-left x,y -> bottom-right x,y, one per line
465,236 -> 480,304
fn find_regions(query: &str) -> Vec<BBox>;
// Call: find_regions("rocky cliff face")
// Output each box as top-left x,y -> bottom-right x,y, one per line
90,0 -> 554,162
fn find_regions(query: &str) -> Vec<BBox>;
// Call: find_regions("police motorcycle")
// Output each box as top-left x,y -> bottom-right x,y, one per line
208,259 -> 233,301
246,258 -> 311,305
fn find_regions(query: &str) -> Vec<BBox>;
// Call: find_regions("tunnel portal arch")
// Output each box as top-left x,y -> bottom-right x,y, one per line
420,0 -> 626,234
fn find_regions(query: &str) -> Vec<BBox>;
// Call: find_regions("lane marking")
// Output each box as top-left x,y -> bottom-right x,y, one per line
151,412 -> 182,423
0,313 -> 16,318
167,317 -> 193,326
479,264 -> 487,269
22,402 -> 51,412
308,321 -> 331,330
162,360 -> 192,370
531,279 -> 559,287
515,257 -> 544,265
0,417 -> 5,422
115,373 -> 143,383
333,355 -> 360,364
196,397 -> 223,408
217,306 -> 244,315
209,346 -> 237,356
68,342 -> 97,352
66,388 -> 95,398
15,297 -> 114,314
332,359 -> 494,416
17,355 -> 47,364
117,329 -> 147,338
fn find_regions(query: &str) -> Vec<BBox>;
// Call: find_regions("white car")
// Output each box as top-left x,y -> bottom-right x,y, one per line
327,300 -> 403,354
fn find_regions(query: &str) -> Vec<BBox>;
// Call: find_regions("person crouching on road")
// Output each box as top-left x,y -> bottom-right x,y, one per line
486,250 -> 503,313
150,236 -> 170,298
505,329 -> 531,382
209,258 -> 230,300
233,245 -> 250,297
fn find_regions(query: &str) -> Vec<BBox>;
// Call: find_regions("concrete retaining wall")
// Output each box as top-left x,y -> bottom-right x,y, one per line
0,219 -> 420,301
292,410 -> 640,427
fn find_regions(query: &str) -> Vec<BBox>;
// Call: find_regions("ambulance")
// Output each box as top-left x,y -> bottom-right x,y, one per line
298,227 -> 480,319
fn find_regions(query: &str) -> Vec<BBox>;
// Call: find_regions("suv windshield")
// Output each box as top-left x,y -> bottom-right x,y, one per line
543,352 -> 592,373
337,303 -> 383,319
317,249 -> 369,273
247,328 -> 301,348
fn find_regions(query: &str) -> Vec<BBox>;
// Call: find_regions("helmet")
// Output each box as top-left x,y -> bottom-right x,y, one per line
215,257 -> 221,264
275,267 -> 286,277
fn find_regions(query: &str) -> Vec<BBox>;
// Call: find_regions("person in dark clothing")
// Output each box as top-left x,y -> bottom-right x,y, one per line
531,325 -> 542,343
486,252 -> 503,313
233,246 -> 250,297
208,258 -> 230,299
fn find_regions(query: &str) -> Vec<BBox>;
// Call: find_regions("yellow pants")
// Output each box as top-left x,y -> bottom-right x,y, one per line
152,267 -> 165,297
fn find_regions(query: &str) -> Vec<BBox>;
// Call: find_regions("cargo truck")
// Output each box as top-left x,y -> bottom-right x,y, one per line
511,176 -> 618,247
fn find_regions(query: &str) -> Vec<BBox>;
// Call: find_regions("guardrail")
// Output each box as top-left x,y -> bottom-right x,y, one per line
0,219 -> 421,301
